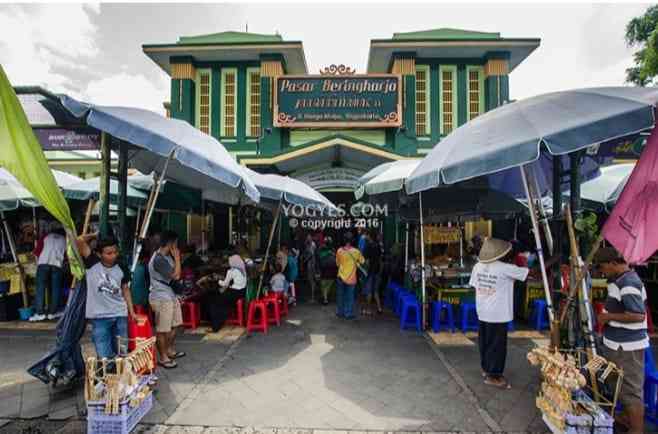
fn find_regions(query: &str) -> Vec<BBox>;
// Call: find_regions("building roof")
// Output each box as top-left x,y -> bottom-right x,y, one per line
392,28 -> 501,41
143,30 -> 307,75
368,28 -> 540,73
14,86 -> 85,127
177,31 -> 283,45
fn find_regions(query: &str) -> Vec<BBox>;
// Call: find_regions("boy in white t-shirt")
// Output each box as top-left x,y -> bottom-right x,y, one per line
469,238 -> 529,389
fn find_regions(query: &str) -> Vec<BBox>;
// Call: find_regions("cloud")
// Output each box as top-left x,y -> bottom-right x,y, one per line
84,72 -> 169,114
0,4 -> 99,93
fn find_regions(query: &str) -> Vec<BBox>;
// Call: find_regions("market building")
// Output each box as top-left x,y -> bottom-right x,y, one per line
143,28 -> 541,247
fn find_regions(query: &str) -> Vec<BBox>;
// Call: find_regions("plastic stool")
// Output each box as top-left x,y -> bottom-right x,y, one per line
645,348 -> 658,424
530,299 -> 549,330
226,298 -> 245,327
263,294 -> 281,326
508,321 -> 515,332
400,297 -> 422,332
396,290 -> 412,316
460,302 -> 479,332
247,300 -> 268,334
431,301 -> 455,333
127,316 -> 156,372
181,301 -> 201,329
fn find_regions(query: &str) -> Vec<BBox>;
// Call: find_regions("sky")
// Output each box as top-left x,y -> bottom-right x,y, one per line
0,2 -> 650,115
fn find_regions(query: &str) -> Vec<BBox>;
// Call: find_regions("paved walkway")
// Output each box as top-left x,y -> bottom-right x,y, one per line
168,305 -> 493,432
0,304 -> 560,433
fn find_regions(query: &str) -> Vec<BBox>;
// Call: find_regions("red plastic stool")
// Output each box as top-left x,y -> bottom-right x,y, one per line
127,315 -> 156,372
181,301 -> 201,329
263,294 -> 281,326
593,301 -> 605,334
247,300 -> 268,334
226,298 -> 245,327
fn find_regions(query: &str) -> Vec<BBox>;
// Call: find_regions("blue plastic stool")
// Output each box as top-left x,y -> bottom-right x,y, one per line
507,321 -> 515,332
645,348 -> 658,424
386,282 -> 401,310
395,289 -> 412,316
530,299 -> 549,330
400,296 -> 422,332
460,302 -> 479,332
431,301 -> 455,333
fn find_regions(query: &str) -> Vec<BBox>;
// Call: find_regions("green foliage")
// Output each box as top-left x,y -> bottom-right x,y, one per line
574,212 -> 600,256
625,5 -> 658,85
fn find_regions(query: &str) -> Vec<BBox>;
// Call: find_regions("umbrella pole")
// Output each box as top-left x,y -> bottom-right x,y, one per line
131,149 -> 175,273
1,211 -> 28,308
419,193 -> 427,330
257,201 -> 282,299
459,221 -> 464,268
529,165 -> 554,255
520,166 -> 556,330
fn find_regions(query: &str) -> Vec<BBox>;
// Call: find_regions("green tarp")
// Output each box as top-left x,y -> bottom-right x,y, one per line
0,65 -> 83,278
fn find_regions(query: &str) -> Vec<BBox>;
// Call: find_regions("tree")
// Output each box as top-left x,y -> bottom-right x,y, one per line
625,5 -> 658,86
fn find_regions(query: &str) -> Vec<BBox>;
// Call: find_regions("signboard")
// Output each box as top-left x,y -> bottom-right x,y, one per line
274,75 -> 402,128
34,127 -> 101,151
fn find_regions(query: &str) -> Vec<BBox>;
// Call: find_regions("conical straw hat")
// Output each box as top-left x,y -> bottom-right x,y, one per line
478,237 -> 512,263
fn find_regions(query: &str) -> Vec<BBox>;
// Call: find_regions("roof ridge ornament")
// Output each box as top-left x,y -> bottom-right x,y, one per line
320,64 -> 356,76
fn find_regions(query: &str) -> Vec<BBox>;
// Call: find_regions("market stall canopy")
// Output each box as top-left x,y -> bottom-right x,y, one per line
0,168 -> 82,210
59,96 -> 260,205
62,177 -> 148,208
246,168 -> 337,212
355,159 -> 421,199
407,87 -> 658,194
565,163 -> 635,212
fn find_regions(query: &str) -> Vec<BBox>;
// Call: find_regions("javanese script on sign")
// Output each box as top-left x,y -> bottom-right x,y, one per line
274,75 -> 402,128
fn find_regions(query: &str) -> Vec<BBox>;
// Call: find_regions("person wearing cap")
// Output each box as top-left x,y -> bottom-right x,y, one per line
595,246 -> 647,434
469,237 -> 529,389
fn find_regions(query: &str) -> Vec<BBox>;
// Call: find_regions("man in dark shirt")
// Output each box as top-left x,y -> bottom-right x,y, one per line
595,247 -> 648,434
363,231 -> 383,315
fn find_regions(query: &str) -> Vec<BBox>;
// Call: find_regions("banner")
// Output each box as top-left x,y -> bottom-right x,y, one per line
0,65 -> 84,278
34,127 -> 100,151
423,226 -> 461,244
274,75 -> 402,128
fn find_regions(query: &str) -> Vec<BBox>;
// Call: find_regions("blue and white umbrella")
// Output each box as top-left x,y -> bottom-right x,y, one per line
60,96 -> 260,205
567,163 -> 635,212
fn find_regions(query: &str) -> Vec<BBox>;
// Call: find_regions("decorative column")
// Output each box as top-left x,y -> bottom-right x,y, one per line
259,55 -> 285,155
484,54 -> 510,110
391,54 -> 416,155
170,57 -> 196,125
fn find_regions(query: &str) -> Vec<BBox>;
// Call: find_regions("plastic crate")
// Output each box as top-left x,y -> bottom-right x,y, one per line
87,391 -> 152,434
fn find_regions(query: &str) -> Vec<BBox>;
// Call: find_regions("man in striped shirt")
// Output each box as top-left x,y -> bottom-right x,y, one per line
595,247 -> 648,434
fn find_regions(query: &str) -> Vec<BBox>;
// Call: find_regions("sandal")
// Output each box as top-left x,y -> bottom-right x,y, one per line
158,360 -> 178,369
168,351 -> 186,359
484,376 -> 511,389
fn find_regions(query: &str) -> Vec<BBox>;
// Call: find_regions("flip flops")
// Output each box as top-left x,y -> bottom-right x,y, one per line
484,376 -> 511,389
168,351 -> 186,360
158,360 -> 177,369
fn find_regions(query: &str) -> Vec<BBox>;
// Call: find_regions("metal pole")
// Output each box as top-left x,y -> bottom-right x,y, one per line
1,212 -> 27,307
520,165 -> 555,322
118,141 -> 128,254
32,207 -> 37,249
552,155 -> 564,296
404,222 -> 409,270
459,221 -> 464,268
419,192 -> 427,330
131,149 -> 175,273
257,201 -> 282,298
529,165 -> 554,255
99,132 -> 111,238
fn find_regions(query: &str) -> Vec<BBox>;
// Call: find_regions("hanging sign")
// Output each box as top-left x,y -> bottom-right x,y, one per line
423,227 -> 461,244
274,74 -> 402,128
33,127 -> 101,151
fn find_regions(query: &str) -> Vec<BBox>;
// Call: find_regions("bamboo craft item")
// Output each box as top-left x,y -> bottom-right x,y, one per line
563,204 -> 601,400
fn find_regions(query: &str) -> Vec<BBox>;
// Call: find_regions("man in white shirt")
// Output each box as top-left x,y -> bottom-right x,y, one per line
30,223 -> 67,321
469,237 -> 529,389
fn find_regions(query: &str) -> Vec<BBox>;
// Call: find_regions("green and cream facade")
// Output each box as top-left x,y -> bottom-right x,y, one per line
144,28 -> 540,189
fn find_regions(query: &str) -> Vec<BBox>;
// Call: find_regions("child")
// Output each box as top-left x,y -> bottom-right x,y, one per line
270,263 -> 287,294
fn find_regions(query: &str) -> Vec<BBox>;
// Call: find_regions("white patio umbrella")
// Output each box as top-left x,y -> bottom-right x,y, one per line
571,163 -> 635,212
